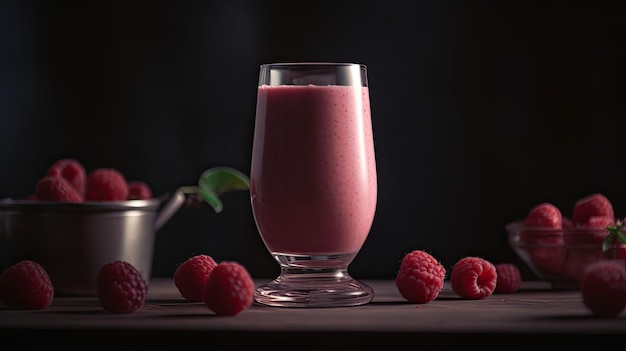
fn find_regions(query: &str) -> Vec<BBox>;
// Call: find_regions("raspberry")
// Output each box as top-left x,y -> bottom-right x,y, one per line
34,175 -> 83,203
572,193 -> 614,225
523,202 -> 562,228
0,260 -> 54,310
581,260 -> 626,318
521,203 -> 565,276
127,180 -> 153,200
562,217 -> 574,228
202,261 -> 254,316
395,250 -> 446,304
561,251 -> 601,281
528,246 -> 567,276
46,158 -> 86,195
583,215 -> 615,230
494,263 -> 521,294
450,256 -> 497,299
85,168 -> 129,201
565,216 -> 614,245
96,260 -> 148,314
562,216 -> 615,280
174,254 -> 217,302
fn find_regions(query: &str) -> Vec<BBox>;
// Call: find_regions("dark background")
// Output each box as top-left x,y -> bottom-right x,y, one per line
1,0 -> 625,281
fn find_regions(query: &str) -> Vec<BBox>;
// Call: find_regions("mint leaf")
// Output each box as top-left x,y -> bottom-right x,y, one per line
176,166 -> 250,213
197,166 -> 250,213
603,233 -> 616,252
603,219 -> 626,253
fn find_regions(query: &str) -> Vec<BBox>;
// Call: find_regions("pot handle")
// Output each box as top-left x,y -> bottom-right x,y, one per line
154,190 -> 186,231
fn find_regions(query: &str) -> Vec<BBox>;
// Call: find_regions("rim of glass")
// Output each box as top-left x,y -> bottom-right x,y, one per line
260,62 -> 366,69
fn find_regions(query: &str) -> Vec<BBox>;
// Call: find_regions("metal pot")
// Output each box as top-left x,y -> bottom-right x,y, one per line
0,191 -> 185,296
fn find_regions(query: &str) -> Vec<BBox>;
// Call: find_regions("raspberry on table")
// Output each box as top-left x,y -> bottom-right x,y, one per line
85,168 -> 129,201
572,193 -> 614,225
34,175 -> 83,203
127,180 -> 153,200
96,260 -> 148,314
395,250 -> 446,304
581,259 -> 626,318
0,260 -> 54,310
494,263 -> 521,294
202,261 -> 254,316
450,256 -> 497,299
174,254 -> 217,302
46,158 -> 87,195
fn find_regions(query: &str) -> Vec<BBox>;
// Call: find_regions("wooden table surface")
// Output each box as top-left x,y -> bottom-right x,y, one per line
1,278 -> 624,349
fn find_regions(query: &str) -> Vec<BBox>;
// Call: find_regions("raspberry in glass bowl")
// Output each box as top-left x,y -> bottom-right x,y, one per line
506,221 -> 625,289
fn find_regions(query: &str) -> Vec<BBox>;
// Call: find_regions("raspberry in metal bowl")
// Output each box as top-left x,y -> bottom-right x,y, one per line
0,194 -> 184,296
506,220 -> 625,289
0,158 -> 251,297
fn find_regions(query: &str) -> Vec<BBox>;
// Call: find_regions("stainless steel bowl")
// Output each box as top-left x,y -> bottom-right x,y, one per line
0,192 -> 184,296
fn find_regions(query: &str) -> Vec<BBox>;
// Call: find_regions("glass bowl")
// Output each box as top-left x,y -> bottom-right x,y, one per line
506,221 -> 625,289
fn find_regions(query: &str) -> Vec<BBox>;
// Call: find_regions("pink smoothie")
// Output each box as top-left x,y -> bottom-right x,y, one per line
250,84 -> 377,255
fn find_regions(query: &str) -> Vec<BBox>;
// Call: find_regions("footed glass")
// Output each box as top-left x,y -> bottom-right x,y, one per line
250,62 -> 377,307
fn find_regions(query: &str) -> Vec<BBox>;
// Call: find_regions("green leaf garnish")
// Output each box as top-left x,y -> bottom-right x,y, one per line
602,219 -> 626,254
177,166 -> 250,213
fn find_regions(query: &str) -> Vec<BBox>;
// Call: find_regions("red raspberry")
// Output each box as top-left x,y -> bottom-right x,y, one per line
127,180 -> 153,200
174,254 -> 218,302
521,203 -> 565,276
581,260 -> 626,318
562,217 -> 574,228
0,260 -> 54,310
46,158 -> 86,195
85,168 -> 129,201
523,202 -> 562,229
562,251 -> 602,282
562,216 -> 615,281
572,193 -> 614,225
96,260 -> 148,314
583,215 -> 616,230
450,256 -> 497,299
565,216 -> 614,246
202,261 -> 254,316
395,250 -> 446,304
34,175 -> 83,203
494,263 -> 521,294
529,246 -> 567,277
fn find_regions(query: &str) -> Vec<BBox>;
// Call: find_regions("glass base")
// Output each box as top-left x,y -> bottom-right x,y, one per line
254,253 -> 374,308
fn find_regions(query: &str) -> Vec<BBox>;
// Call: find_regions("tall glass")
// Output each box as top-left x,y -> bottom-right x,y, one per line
250,62 -> 377,307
